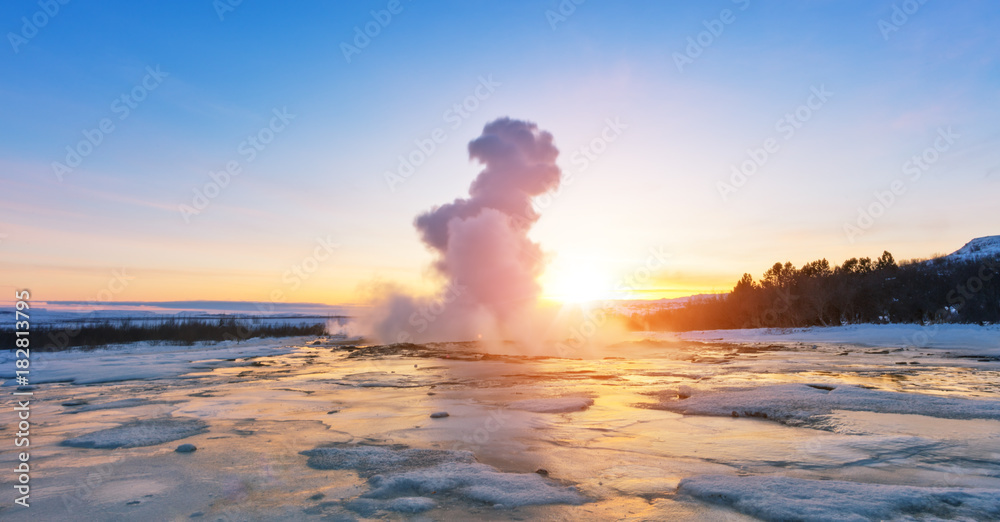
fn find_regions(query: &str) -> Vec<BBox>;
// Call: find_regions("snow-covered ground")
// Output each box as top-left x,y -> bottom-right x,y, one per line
2,324 -> 998,520
677,323 -> 1000,355
0,337 -> 306,385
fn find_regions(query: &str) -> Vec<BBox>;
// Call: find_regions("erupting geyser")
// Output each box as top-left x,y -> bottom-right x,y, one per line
367,118 -> 562,344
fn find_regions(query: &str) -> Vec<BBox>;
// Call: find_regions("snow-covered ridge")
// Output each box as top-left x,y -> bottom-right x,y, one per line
946,235 -> 1000,261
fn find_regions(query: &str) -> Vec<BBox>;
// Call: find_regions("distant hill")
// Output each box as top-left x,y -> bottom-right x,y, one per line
610,294 -> 725,314
945,235 -> 1000,261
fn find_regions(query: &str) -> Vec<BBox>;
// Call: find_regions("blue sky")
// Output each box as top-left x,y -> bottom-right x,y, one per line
1,0 -> 998,304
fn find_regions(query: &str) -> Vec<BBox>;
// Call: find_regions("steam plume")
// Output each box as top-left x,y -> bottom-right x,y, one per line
368,118 -> 562,343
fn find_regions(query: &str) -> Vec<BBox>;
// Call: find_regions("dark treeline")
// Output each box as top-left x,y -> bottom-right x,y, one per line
2,317 -> 327,351
629,251 -> 1000,331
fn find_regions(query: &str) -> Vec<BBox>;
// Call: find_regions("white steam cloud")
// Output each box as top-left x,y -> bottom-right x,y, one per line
366,117 -> 562,344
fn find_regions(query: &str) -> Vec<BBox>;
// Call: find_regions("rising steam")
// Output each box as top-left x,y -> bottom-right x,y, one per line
366,118 -> 562,344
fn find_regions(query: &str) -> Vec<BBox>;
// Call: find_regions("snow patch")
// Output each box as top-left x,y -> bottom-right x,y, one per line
301,444 -> 586,512
365,461 -> 586,507
679,474 -> 1000,521
676,323 -> 1000,355
302,445 -> 475,475
344,496 -> 436,516
654,383 -> 1000,430
61,418 -> 208,449
0,338 -> 299,385
386,496 -> 436,513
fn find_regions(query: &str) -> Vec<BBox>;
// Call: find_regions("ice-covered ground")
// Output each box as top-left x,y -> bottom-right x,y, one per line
2,324 -> 999,520
0,337 -> 306,385
677,323 -> 1000,355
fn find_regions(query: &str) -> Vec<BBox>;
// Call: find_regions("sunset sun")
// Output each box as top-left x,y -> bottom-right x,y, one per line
544,263 -> 609,304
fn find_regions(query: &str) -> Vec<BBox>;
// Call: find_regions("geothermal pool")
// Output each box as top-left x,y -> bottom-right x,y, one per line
2,328 -> 1000,520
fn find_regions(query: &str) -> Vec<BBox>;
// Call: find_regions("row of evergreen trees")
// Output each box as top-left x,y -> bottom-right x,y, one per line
630,251 -> 1000,331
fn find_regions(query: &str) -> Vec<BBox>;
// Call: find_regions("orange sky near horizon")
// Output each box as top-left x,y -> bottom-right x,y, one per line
0,230 -> 981,308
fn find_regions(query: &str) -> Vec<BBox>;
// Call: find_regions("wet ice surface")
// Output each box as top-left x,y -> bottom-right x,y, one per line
301,444 -> 586,511
679,475 -> 1000,521
2,329 -> 1000,520
61,418 -> 209,449
653,383 -> 1000,429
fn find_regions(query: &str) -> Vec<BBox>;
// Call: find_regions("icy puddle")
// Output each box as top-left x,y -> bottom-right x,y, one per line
3,335 -> 1000,520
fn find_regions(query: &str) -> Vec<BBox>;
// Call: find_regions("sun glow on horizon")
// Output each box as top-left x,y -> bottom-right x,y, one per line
541,262 -> 612,304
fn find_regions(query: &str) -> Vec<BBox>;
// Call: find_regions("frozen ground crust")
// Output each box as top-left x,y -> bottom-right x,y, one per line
679,474 -> 1000,521
65,398 -> 177,413
0,337 -> 300,385
301,444 -> 587,514
343,496 -> 437,516
676,323 -> 1000,355
302,445 -> 477,475
61,418 -> 208,449
654,383 -> 1000,429
508,397 -> 594,413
